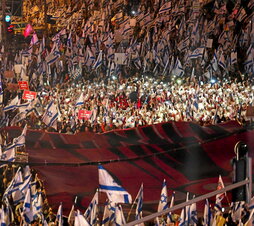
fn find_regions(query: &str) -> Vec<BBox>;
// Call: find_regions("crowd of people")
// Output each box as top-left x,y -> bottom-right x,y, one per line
0,164 -> 253,225
1,0 -> 254,134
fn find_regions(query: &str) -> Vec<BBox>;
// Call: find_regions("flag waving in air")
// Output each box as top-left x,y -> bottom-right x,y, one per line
98,165 -> 132,204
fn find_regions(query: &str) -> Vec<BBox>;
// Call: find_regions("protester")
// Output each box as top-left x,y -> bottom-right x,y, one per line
1,0 -> 254,135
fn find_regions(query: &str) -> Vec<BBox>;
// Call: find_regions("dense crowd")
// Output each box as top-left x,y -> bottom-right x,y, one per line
1,0 -> 254,134
0,165 -> 253,225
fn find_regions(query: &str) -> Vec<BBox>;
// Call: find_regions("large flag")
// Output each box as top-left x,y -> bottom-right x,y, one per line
84,190 -> 98,225
98,165 -> 132,204
203,199 -> 213,226
42,101 -> 59,129
3,96 -> 20,112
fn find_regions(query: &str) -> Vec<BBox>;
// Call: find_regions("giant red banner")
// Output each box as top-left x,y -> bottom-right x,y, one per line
5,121 -> 254,216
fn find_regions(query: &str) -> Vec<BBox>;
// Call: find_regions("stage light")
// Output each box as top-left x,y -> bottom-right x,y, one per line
131,10 -> 136,15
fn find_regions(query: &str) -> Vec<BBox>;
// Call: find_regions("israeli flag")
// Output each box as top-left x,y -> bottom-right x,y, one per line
42,101 -> 59,129
93,50 -> 103,70
189,47 -> 204,59
102,202 -> 116,225
75,93 -> 84,107
173,58 -> 184,77
115,205 -> 126,226
13,124 -> 27,147
32,193 -> 43,216
84,190 -> 98,225
203,199 -> 213,226
22,188 -> 34,224
56,203 -> 63,226
135,184 -> 143,221
158,2 -> 172,14
190,200 -> 198,225
218,53 -> 226,70
74,210 -> 90,226
98,165 -> 132,204
158,179 -> 168,212
1,144 -> 16,162
3,96 -> 20,112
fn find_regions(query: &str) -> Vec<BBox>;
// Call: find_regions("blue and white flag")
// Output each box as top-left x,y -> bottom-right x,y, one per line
93,50 -> 103,70
189,47 -> 204,59
11,170 -> 24,204
102,202 -> 116,226
3,96 -> 20,112
74,210 -> 90,226
32,193 -> 43,219
13,124 -> 27,147
156,179 -> 168,225
218,53 -> 226,70
158,179 -> 168,212
75,93 -> 84,107
84,190 -> 98,225
46,44 -> 61,65
68,196 -> 77,225
173,58 -> 184,77
115,205 -> 126,226
158,2 -> 172,14
135,184 -> 143,221
98,165 -> 132,204
211,51 -> 218,71
42,101 -> 59,129
203,199 -> 213,226
230,50 -> 237,66
0,205 -> 8,226
179,192 -> 190,226
190,200 -> 198,225
1,143 -> 16,162
56,203 -> 63,226
22,188 -> 34,224
167,191 -> 175,224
